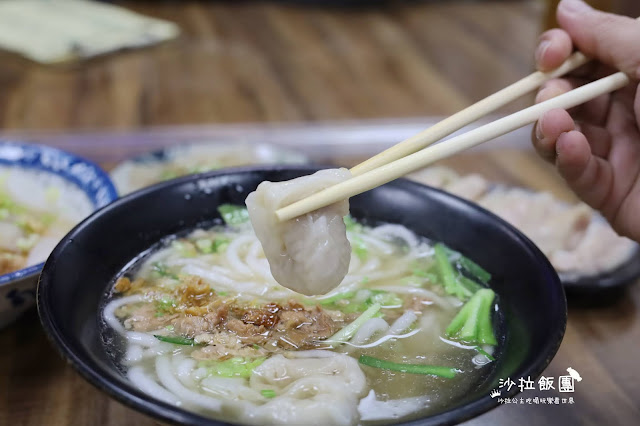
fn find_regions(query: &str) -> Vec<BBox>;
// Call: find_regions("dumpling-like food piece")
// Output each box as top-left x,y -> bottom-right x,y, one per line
245,169 -> 351,296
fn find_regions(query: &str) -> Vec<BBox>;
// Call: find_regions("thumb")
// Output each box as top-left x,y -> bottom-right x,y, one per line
557,0 -> 640,78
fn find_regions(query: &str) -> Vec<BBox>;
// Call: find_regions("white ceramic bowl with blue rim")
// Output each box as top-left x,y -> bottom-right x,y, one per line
0,141 -> 117,328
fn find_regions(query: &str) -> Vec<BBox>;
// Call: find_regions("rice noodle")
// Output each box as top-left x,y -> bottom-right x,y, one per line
124,344 -> 143,364
345,328 -> 420,349
387,311 -> 418,335
350,318 -> 390,345
225,234 -> 255,277
245,240 -> 276,283
370,224 -> 420,248
126,331 -> 161,347
155,356 -> 223,412
128,366 -> 180,406
285,350 -> 339,359
103,294 -> 145,334
354,233 -> 395,255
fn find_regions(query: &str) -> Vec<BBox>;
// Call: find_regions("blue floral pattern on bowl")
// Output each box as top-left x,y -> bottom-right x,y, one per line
0,141 -> 117,327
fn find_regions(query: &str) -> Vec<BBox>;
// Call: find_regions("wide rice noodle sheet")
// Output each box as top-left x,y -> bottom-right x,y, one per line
239,353 -> 367,425
245,168 -> 352,296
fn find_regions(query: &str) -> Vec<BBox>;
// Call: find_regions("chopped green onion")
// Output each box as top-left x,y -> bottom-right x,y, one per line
252,344 -> 261,350
152,262 -> 178,280
195,238 -> 214,253
171,241 -> 197,258
358,355 -> 457,378
319,291 -> 356,306
154,335 -> 198,346
261,389 -> 277,398
155,298 -> 176,317
160,169 -> 180,181
199,357 -> 266,378
352,236 -> 368,261
368,291 -> 403,308
344,215 -> 363,232
327,303 -> 381,344
45,186 -> 61,204
16,234 -> 39,251
218,204 -> 250,225
445,289 -> 497,345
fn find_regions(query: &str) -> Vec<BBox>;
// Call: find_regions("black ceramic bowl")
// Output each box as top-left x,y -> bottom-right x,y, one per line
38,166 -> 567,426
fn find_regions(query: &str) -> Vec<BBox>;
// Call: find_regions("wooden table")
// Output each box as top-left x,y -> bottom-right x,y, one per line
1,1 -> 639,426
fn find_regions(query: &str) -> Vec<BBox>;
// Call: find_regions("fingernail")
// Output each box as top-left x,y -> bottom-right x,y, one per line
535,119 -> 545,141
535,40 -> 551,65
559,0 -> 592,14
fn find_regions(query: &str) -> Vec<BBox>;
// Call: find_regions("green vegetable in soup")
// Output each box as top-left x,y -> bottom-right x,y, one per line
343,215 -> 363,233
171,241 -> 197,258
199,357 -> 266,378
441,245 -> 492,283
474,346 -> 496,361
327,303 -> 381,344
352,236 -> 368,261
261,389 -> 277,398
218,204 -> 250,225
445,289 -> 497,346
151,262 -> 178,280
195,237 -> 230,254
154,335 -> 199,346
434,244 -> 474,300
358,355 -> 458,378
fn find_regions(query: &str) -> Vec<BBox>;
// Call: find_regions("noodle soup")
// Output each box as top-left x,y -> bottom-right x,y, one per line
102,206 -> 501,425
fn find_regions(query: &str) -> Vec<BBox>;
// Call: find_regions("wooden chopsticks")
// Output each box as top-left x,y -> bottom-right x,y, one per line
349,51 -> 590,176
275,56 -> 634,222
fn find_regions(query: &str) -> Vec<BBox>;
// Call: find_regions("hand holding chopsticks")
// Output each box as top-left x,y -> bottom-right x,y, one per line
275,10 -> 640,222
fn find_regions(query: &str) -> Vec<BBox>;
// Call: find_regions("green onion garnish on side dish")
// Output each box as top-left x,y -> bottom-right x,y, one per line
154,335 -> 199,346
261,389 -> 277,398
358,355 -> 458,379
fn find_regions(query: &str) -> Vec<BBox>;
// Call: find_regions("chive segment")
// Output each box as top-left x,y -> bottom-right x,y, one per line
154,335 -> 198,346
445,289 -> 497,346
358,355 -> 457,379
261,389 -> 277,398
434,244 -> 473,300
327,303 -> 382,344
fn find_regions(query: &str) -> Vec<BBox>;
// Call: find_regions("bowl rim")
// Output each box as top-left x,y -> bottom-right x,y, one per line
0,140 -> 118,287
37,165 -> 567,426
